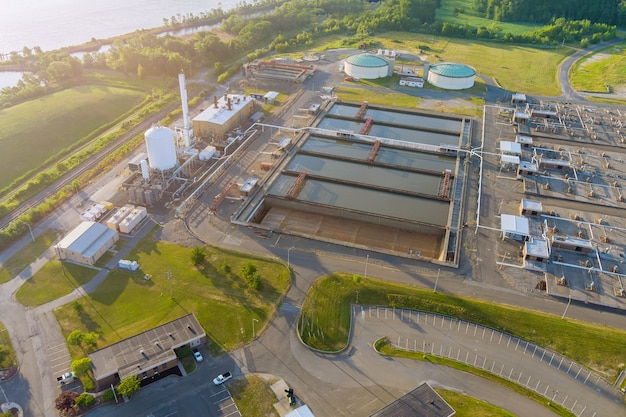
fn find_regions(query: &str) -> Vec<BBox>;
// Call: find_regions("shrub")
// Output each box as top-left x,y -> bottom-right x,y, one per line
75,393 -> 96,408
221,261 -> 231,273
55,391 -> 79,416
191,247 -> 206,266
101,388 -> 115,402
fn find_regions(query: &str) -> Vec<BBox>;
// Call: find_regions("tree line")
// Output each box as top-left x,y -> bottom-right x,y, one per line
472,0 -> 626,27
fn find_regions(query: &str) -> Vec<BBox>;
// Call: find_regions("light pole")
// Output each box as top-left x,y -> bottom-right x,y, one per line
23,221 -> 34,242
287,247 -> 294,270
356,290 -> 359,304
433,268 -> 441,293
167,269 -> 172,298
364,254 -> 369,279
252,318 -> 259,338
561,295 -> 572,319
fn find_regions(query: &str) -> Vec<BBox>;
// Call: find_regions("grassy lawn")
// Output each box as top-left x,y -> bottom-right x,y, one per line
570,41 -> 626,92
436,389 -> 517,417
0,321 -> 17,369
299,273 -> 626,382
230,374 -> 279,417
362,32 -> 569,96
0,84 -> 145,191
436,0 -> 541,36
54,234 -> 290,358
15,261 -> 99,307
0,229 -> 58,284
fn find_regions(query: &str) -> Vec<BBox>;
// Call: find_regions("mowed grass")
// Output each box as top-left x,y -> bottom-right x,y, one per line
15,260 -> 99,306
0,321 -> 18,369
230,375 -> 279,417
0,229 -> 58,284
299,273 -> 626,381
54,235 -> 290,357
370,32 -> 570,96
570,41 -> 626,92
436,389 -> 517,417
0,84 -> 145,190
436,0 -> 541,36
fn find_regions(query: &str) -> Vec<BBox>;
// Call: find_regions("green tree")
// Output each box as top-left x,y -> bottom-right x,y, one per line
71,357 -> 92,377
191,247 -> 206,266
82,332 -> 99,349
241,262 -> 257,279
117,375 -> 141,398
67,330 -> 84,347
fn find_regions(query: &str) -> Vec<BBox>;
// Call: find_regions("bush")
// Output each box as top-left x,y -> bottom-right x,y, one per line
75,393 -> 96,408
101,388 -> 115,402
246,272 -> 260,290
221,261 -> 231,273
191,247 -> 206,266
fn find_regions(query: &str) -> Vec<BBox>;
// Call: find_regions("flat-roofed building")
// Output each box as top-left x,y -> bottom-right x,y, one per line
520,199 -> 543,216
55,221 -> 119,265
524,238 -> 550,263
88,314 -> 206,391
501,214 -> 530,241
192,94 -> 254,140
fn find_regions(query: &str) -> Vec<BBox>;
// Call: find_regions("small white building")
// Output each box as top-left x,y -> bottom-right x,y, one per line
500,214 -> 530,241
56,222 -> 119,265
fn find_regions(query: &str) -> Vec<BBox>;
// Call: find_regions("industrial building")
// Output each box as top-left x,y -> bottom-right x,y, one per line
243,59 -> 315,83
369,382 -> 455,417
192,93 -> 255,141
343,53 -> 393,80
88,314 -> 206,391
55,221 -> 119,265
427,63 -> 476,90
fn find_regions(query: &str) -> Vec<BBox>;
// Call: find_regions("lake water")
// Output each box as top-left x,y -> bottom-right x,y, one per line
0,0 -> 241,56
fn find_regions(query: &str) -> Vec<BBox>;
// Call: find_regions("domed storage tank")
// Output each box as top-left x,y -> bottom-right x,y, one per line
427,62 -> 476,90
145,126 -> 177,171
344,53 -> 390,80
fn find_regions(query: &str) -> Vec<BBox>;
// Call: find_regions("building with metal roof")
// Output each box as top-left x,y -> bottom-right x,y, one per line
427,62 -> 476,90
88,314 -> 206,391
55,221 -> 119,265
344,53 -> 392,79
369,382 -> 455,417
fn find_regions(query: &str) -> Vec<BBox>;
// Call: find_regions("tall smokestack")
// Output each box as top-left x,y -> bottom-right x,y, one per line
214,96 -> 218,109
178,72 -> 191,148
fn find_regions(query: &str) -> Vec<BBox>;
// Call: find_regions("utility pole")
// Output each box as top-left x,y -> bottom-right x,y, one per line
167,269 -> 172,298
433,268 -> 441,293
364,254 -> 369,279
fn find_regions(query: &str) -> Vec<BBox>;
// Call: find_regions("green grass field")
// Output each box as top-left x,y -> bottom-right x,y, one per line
570,41 -> 626,93
437,389 -> 517,417
0,229 -> 58,284
230,375 -> 280,417
54,236 -> 290,357
0,84 -> 145,191
0,321 -> 17,369
15,260 -> 98,306
436,0 -> 541,36
299,273 -> 626,382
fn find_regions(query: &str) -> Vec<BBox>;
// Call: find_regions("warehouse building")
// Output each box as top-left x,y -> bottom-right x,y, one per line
88,314 -> 206,391
55,221 -> 119,265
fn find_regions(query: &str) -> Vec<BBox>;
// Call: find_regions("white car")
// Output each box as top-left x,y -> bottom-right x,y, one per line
193,349 -> 203,363
213,371 -> 232,385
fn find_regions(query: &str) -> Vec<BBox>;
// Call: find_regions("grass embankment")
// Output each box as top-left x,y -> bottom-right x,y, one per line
0,84 -> 145,192
570,41 -> 626,93
0,229 -> 58,284
0,322 -> 17,369
15,260 -> 99,307
436,389 -> 520,417
230,375 -> 279,417
299,273 -> 626,381
55,233 -> 290,358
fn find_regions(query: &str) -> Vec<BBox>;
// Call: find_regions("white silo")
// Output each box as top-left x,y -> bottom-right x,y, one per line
145,125 -> 177,171
140,159 -> 150,180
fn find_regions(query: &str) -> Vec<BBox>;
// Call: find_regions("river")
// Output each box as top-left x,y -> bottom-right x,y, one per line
0,0 -> 240,56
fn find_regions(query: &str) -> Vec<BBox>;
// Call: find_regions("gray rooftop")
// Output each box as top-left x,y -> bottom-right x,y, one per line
369,383 -> 455,417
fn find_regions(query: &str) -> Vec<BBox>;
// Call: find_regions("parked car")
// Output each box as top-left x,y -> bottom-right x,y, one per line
213,371 -> 232,385
56,372 -> 76,385
193,349 -> 203,363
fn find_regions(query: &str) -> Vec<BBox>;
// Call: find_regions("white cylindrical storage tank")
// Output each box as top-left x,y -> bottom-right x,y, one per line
145,126 -> 177,171
344,53 -> 390,80
140,159 -> 150,180
427,62 -> 476,90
